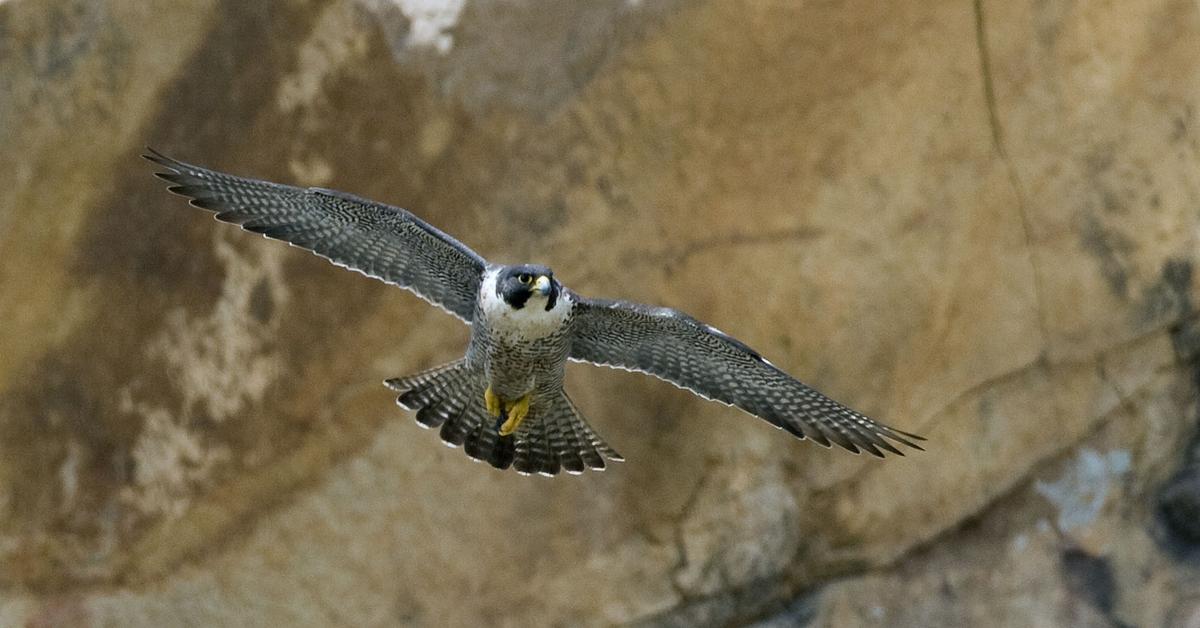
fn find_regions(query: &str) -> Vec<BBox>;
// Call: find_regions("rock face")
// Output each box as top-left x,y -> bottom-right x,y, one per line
2,0 -> 1199,625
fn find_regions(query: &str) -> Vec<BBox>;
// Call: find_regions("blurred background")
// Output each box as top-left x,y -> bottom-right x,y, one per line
2,0 -> 1200,626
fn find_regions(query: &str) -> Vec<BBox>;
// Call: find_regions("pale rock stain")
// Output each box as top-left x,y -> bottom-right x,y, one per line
119,390 -> 230,518
381,0 -> 465,54
276,2 -> 372,115
288,154 -> 334,187
56,440 -> 82,516
1035,448 -> 1131,533
148,232 -> 289,422
120,230 -> 288,517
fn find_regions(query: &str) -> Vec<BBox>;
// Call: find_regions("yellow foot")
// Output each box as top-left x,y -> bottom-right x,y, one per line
484,386 -> 502,418
498,393 -> 532,436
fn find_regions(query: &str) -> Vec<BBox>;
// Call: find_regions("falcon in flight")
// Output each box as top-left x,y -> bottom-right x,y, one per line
146,150 -> 924,475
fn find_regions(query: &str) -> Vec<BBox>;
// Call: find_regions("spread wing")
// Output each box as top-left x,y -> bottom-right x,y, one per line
567,295 -> 924,457
144,149 -> 487,322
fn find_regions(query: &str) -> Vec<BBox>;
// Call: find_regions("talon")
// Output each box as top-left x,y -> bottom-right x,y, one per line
498,393 -> 532,436
485,386 -> 502,418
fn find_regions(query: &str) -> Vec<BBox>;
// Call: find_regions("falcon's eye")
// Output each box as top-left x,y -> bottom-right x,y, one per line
518,273 -> 533,284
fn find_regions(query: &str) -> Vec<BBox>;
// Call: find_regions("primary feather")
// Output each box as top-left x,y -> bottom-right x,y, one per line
144,149 -> 485,321
567,296 -> 924,457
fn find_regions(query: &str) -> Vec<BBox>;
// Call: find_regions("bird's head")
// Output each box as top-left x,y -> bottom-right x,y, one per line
497,264 -> 559,311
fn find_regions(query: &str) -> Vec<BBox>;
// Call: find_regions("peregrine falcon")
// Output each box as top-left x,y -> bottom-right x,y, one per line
145,149 -> 924,475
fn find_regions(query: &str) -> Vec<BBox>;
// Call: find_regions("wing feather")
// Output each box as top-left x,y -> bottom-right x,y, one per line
144,149 -> 486,322
567,295 -> 924,457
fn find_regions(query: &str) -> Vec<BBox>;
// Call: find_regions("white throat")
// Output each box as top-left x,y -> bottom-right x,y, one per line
480,268 -> 572,341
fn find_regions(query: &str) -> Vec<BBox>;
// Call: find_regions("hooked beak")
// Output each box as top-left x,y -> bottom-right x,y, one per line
533,275 -> 551,296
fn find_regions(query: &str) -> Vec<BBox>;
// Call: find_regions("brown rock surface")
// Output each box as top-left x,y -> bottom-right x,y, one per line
2,0 -> 1199,625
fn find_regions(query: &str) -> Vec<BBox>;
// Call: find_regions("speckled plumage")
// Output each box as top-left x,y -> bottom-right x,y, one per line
146,149 -> 924,476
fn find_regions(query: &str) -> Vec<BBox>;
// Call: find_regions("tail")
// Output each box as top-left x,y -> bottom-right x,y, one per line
385,361 -> 623,475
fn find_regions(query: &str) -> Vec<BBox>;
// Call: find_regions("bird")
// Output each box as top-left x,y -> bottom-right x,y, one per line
144,149 -> 924,476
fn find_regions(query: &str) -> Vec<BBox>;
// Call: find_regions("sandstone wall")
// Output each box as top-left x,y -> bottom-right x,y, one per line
2,0 -> 1199,626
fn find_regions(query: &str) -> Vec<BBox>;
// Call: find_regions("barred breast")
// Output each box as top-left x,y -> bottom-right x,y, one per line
469,268 -> 574,399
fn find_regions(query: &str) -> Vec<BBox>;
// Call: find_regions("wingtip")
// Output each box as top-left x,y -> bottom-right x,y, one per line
886,430 -> 927,452
142,146 -> 171,165
883,435 -> 924,455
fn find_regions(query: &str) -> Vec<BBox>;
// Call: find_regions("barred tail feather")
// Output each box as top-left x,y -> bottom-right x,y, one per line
439,404 -> 482,448
492,432 -> 517,470
549,408 -> 586,474
545,392 -> 622,473
565,394 -> 624,464
386,366 -> 620,475
386,360 -> 471,425
512,406 -> 557,476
